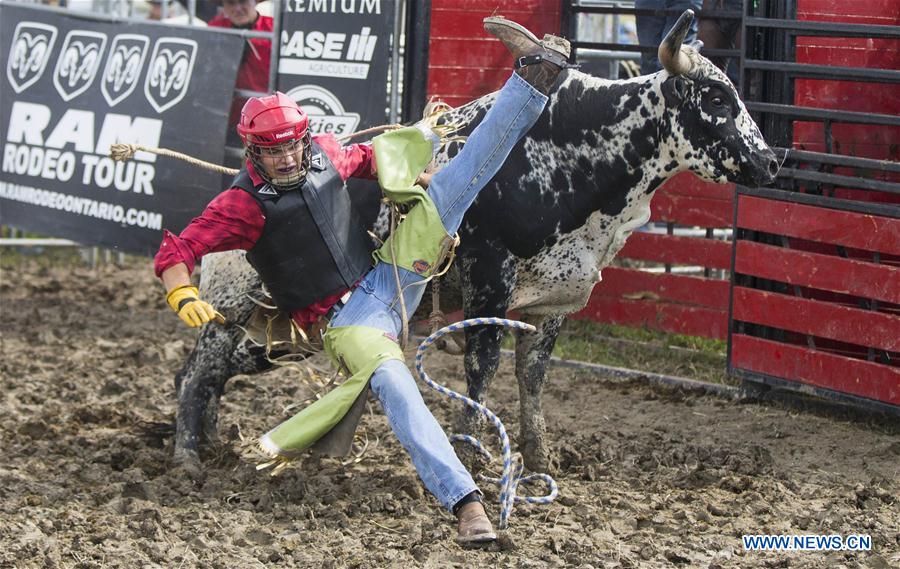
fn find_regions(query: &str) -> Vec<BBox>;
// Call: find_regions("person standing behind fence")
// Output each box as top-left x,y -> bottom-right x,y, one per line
145,0 -> 208,25
635,0 -> 702,74
209,0 -> 273,136
698,0 -> 742,85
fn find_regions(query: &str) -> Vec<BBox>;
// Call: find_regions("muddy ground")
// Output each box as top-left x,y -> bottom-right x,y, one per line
0,259 -> 898,569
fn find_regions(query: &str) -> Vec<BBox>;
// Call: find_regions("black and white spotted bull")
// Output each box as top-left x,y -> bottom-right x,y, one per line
170,12 -> 777,471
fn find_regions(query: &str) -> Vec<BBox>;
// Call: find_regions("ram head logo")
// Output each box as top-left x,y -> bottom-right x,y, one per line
101,35 -> 149,107
53,30 -> 107,101
144,38 -> 197,113
6,22 -> 58,94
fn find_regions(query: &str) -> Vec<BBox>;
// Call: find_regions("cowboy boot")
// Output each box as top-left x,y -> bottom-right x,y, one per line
456,501 -> 497,545
483,17 -> 573,94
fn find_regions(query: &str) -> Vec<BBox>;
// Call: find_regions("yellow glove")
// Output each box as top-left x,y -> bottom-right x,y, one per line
166,285 -> 225,328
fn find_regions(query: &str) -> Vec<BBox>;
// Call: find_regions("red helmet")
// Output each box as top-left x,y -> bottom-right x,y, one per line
237,92 -> 312,190
237,92 -> 309,146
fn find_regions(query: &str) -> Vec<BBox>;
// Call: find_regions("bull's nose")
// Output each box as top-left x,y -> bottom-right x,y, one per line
768,157 -> 780,178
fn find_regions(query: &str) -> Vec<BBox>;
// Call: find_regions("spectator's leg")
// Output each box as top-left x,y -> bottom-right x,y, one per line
727,0 -> 743,85
635,0 -> 667,74
698,0 -> 730,70
667,0 -> 704,47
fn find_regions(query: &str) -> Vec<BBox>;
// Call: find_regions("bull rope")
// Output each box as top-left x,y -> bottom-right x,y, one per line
109,143 -> 240,176
416,317 -> 558,530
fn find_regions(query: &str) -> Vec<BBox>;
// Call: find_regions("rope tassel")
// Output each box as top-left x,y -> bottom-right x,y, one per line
415,318 -> 559,530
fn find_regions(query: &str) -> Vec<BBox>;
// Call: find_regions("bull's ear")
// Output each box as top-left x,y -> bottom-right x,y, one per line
662,76 -> 688,106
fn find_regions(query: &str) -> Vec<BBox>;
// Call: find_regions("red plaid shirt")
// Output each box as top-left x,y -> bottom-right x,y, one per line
154,134 -> 377,328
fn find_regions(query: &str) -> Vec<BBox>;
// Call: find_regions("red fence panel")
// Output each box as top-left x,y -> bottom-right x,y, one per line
572,173 -> 737,339
574,267 -> 731,339
737,196 -> 900,255
619,231 -> 733,270
735,241 -> 900,305
729,190 -> 900,409
731,335 -> 900,405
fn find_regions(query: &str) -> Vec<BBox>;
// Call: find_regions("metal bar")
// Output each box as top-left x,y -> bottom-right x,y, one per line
746,102 -> 900,127
786,0 -> 797,130
268,0 -> 281,93
576,49 -> 640,62
743,59 -> 900,84
161,0 -> 168,20
664,222 -> 674,273
187,0 -> 195,26
234,88 -> 270,99
777,148 -> 900,173
736,185 -> 900,219
0,0 -> 271,33
570,6 -> 743,19
744,17 -> 900,39
737,0 -> 747,96
726,174 -> 742,372
572,42 -> 654,53
203,28 -> 277,40
732,369 -> 900,417
705,228 -> 713,278
0,238 -> 80,246
571,41 -> 741,57
497,348 -> 742,399
640,266 -> 710,274
401,0 -> 432,123
388,0 -> 403,124
572,41 -> 740,58
778,167 -> 900,194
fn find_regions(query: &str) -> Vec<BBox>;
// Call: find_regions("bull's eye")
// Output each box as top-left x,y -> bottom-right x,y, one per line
711,96 -> 725,107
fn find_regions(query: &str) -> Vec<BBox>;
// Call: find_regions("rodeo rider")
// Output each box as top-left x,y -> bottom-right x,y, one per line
154,18 -> 572,544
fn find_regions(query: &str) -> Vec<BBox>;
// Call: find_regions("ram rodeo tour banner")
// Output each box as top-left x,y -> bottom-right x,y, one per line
0,4 -> 244,254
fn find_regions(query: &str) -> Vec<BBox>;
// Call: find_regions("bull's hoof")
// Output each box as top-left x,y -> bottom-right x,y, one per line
452,439 -> 488,475
521,442 -> 558,475
172,447 -> 203,478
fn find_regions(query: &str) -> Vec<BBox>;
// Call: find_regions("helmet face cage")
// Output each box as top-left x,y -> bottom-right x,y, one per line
245,132 -> 312,191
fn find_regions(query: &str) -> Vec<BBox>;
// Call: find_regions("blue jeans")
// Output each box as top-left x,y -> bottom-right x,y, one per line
331,72 -> 547,511
635,0 -> 703,74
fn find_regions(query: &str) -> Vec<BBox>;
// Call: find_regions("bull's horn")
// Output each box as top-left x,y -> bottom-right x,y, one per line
658,9 -> 694,76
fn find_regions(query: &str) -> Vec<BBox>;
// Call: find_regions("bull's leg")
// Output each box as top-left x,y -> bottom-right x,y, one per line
202,338 -> 277,449
171,251 -> 276,468
173,325 -> 234,466
514,313 -> 565,473
173,324 -> 272,467
455,250 -> 515,467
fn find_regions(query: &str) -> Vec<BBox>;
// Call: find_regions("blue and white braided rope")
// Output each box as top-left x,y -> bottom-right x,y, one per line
415,317 -> 558,530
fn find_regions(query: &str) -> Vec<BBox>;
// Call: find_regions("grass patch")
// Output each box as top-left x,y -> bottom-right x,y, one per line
504,318 -> 733,386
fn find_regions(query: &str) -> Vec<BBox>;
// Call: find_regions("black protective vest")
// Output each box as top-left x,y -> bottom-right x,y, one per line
235,143 -> 374,312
